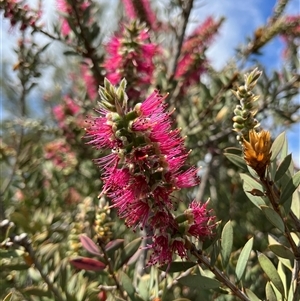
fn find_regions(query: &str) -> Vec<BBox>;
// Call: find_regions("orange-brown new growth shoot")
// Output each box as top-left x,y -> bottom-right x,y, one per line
243,129 -> 272,178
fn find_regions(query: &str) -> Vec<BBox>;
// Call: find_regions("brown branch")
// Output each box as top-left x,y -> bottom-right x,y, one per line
97,242 -> 128,300
70,1 -> 103,84
190,245 -> 251,301
168,0 -> 194,81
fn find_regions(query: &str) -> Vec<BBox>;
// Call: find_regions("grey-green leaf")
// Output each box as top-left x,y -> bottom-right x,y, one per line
270,132 -> 286,161
119,271 -> 136,300
275,154 -> 292,182
159,261 -> 196,273
114,237 -> 141,270
268,244 -> 294,260
235,237 -> 254,281
260,206 -> 285,233
224,153 -> 247,170
240,173 -> 266,208
266,282 -> 277,301
178,275 -> 220,289
245,289 -> 262,301
279,171 -> 300,204
221,220 -> 233,269
257,252 -> 285,296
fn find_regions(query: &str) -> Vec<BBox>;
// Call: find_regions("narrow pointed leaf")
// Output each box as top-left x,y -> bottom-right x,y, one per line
105,239 -> 124,252
235,237 -> 254,281
257,253 -> 285,296
266,282 -> 277,301
159,261 -> 196,273
80,235 -> 101,256
240,174 -> 266,208
270,132 -> 286,161
70,257 -> 106,271
260,206 -> 285,232
268,244 -> 294,260
178,275 -> 220,289
224,153 -> 247,170
115,237 -> 141,270
246,289 -> 262,301
3,293 -> 12,301
22,287 -> 52,298
119,271 -> 136,300
275,154 -> 292,182
221,220 -> 233,269
279,171 -> 300,204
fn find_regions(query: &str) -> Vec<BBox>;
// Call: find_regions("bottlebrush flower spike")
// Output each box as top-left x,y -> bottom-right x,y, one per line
85,79 -> 216,266
175,17 -> 224,87
102,21 -> 159,101
121,0 -> 157,30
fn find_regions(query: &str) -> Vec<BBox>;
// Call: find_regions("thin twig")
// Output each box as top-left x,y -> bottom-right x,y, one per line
191,245 -> 251,301
70,2 -> 103,84
98,242 -> 127,300
23,241 -> 66,301
168,0 -> 194,81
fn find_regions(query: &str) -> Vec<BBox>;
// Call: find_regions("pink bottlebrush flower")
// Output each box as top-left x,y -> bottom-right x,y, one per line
56,0 -> 72,36
175,17 -> 223,86
44,139 -> 77,170
102,22 -> 159,100
53,95 -> 82,137
56,0 -> 91,37
185,200 -> 216,239
53,95 -> 80,124
2,0 -> 42,31
85,80 -> 209,266
279,15 -> 300,58
121,0 -> 157,30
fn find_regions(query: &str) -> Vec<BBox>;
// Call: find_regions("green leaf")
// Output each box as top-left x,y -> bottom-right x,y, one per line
240,173 -> 266,208
268,244 -> 294,260
1,263 -> 29,270
114,237 -> 141,270
257,252 -> 285,296
270,132 -> 286,161
266,282 -> 277,301
260,206 -> 285,233
138,274 -> 150,300
224,153 -> 247,170
39,243 -> 60,261
210,240 -> 221,267
275,154 -> 292,182
63,51 -> 80,56
291,189 -> 300,219
178,275 -> 220,289
279,171 -> 300,204
245,288 -> 262,301
3,293 -> 12,301
221,220 -> 233,269
159,261 -> 196,273
235,237 -> 254,281
119,271 -> 137,301
22,287 -> 52,298
0,249 -> 22,258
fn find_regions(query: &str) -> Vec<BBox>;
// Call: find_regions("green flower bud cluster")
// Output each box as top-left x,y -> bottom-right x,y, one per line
98,78 -> 128,115
232,68 -> 262,142
94,196 -> 113,244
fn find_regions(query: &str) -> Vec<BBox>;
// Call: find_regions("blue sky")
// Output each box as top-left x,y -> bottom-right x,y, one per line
1,0 -> 299,165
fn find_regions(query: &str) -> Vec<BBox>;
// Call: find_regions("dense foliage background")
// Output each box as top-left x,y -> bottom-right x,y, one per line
1,0 -> 299,300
